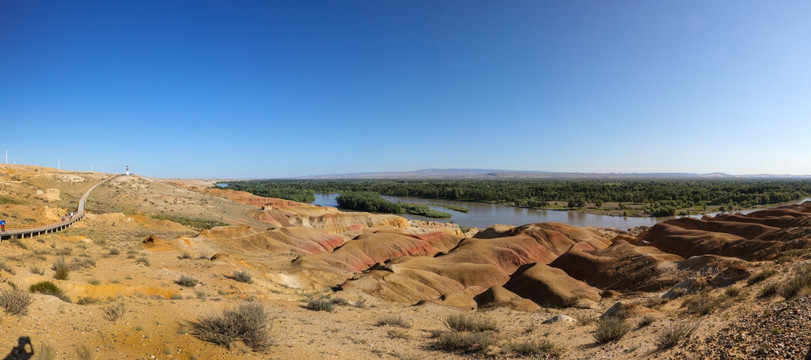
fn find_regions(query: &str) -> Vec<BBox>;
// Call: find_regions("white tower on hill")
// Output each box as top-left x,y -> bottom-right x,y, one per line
126,165 -> 130,176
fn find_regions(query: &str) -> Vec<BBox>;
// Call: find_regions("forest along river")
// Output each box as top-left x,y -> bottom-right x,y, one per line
312,193 -> 659,230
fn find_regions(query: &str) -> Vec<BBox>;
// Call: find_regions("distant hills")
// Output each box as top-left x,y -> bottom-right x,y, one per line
297,169 -> 811,180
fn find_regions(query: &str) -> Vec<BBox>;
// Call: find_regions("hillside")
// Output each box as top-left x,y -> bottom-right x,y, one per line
1,164 -> 810,359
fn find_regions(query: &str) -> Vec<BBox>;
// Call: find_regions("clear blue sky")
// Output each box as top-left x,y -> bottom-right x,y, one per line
1,1 -> 809,178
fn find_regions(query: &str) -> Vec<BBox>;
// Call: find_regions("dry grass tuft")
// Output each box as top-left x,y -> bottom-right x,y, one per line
444,314 -> 497,332
593,316 -> 631,344
376,315 -> 412,328
637,315 -> 655,328
509,339 -> 564,358
777,265 -> 811,300
655,320 -> 699,350
103,303 -> 127,322
747,269 -> 775,286
432,331 -> 495,354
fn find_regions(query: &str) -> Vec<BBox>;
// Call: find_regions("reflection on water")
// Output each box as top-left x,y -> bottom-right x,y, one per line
312,193 -> 658,230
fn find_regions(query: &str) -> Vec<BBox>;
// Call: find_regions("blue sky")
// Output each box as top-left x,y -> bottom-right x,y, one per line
1,1 -> 809,178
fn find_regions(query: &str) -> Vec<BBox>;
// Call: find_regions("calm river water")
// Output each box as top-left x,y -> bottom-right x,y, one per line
312,193 -> 660,230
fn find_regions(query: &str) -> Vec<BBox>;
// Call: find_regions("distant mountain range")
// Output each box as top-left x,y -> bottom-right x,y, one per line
296,169 -> 811,180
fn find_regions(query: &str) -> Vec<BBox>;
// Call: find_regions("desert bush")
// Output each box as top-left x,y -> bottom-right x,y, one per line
432,331 -> 495,354
56,247 -> 72,256
387,328 -> 410,339
593,316 -> 631,344
509,339 -> 564,358
0,287 -> 33,315
777,267 -> 811,299
329,297 -> 349,306
637,315 -> 655,328
136,257 -> 150,266
376,315 -> 412,328
354,297 -> 367,308
747,269 -> 775,285
76,345 -> 92,360
10,238 -> 28,250
305,299 -> 334,312
759,282 -> 779,298
36,343 -> 56,360
0,262 -> 16,275
176,276 -> 199,287
29,266 -> 44,275
444,314 -> 496,332
724,286 -> 741,298
231,271 -> 253,284
682,292 -> 718,315
108,248 -> 120,256
51,257 -> 69,280
178,252 -> 192,260
29,281 -> 69,302
103,303 -> 127,322
574,313 -> 597,325
655,321 -> 699,350
76,297 -> 101,305
189,303 -> 272,351
69,258 -> 96,270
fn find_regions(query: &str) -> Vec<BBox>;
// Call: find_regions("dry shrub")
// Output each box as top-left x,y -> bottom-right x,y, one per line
376,315 -> 412,328
509,339 -> 564,358
231,270 -> 253,284
103,303 -> 126,322
329,297 -> 349,306
29,266 -> 44,275
747,269 -> 774,286
69,258 -> 96,270
682,292 -> 718,316
637,315 -> 655,328
37,343 -> 56,360
189,303 -> 272,351
176,276 -> 199,287
387,328 -> 410,339
51,257 -> 69,280
0,287 -> 33,315
777,266 -> 811,300
574,312 -> 597,325
305,299 -> 334,312
0,262 -> 16,275
655,321 -> 699,350
76,297 -> 101,305
593,316 -> 631,344
759,282 -> 779,298
444,314 -> 497,332
432,331 -> 495,354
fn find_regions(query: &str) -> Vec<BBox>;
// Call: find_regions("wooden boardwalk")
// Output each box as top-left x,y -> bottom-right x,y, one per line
0,175 -> 119,241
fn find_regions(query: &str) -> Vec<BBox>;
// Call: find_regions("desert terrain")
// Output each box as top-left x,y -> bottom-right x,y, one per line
1,164 -> 810,359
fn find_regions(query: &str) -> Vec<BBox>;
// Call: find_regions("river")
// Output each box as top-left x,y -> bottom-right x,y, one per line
312,193 -> 660,230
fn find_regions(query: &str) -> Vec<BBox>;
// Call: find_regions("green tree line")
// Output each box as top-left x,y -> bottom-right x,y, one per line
220,179 -> 811,216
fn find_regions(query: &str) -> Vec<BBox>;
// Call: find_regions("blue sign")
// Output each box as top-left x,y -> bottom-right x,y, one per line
0,220 -> 5,225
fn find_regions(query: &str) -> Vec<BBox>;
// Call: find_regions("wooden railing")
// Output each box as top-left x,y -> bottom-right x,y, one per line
1,175 -> 119,240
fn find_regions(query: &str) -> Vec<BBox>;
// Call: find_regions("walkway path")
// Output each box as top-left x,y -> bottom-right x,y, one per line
0,175 -> 119,241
